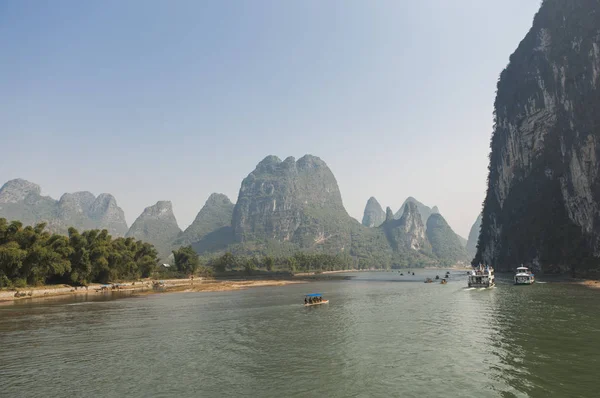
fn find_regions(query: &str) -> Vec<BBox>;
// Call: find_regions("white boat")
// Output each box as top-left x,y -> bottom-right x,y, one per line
514,266 -> 535,285
468,266 -> 495,288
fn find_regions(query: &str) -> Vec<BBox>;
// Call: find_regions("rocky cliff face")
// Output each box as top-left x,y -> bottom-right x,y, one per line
383,202 -> 429,252
176,193 -> 235,246
476,0 -> 600,274
57,191 -> 97,230
232,155 -> 352,250
362,197 -> 386,227
394,197 -> 439,227
466,214 -> 482,260
0,179 -> 56,226
88,194 -> 128,236
0,179 -> 128,236
126,201 -> 181,259
0,179 -> 41,203
427,214 -> 469,264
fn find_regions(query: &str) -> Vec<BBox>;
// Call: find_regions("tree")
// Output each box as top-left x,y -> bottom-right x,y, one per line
243,258 -> 256,275
264,256 -> 274,271
0,219 -> 160,286
172,246 -> 200,275
287,257 -> 297,273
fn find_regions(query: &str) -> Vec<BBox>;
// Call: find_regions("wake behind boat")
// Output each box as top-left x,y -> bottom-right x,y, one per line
304,293 -> 329,306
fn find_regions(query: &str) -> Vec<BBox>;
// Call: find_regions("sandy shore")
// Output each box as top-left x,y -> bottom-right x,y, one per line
576,280 -> 600,289
0,278 -> 306,304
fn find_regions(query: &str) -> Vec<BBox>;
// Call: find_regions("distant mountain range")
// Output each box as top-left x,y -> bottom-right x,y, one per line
0,155 -> 478,266
0,179 -> 128,236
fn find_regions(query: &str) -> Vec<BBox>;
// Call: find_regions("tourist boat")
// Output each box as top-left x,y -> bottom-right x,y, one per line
514,266 -> 535,285
468,265 -> 495,288
424,278 -> 433,283
304,293 -> 329,306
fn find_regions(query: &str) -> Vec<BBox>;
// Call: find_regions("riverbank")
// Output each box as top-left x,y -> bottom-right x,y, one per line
0,277 -> 306,304
576,280 -> 600,289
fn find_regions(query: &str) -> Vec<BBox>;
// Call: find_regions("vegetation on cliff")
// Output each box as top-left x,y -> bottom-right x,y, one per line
476,0 -> 600,275
426,214 -> 469,266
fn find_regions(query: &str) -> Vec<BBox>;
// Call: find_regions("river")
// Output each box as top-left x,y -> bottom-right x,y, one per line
1,271 -> 599,397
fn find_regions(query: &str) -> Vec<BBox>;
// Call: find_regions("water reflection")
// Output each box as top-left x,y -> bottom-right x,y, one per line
491,277 -> 600,397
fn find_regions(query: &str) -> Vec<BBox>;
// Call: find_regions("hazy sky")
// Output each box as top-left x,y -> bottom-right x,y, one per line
1,0 -> 541,237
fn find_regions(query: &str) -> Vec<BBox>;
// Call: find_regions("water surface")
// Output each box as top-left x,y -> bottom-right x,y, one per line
1,271 -> 599,397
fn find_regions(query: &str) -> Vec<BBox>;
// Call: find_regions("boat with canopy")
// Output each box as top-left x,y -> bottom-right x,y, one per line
304,293 -> 329,306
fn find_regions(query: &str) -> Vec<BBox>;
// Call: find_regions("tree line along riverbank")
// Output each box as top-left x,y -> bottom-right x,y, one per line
0,218 -> 368,298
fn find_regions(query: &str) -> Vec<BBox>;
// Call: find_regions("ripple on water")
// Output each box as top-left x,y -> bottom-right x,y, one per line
1,272 -> 600,397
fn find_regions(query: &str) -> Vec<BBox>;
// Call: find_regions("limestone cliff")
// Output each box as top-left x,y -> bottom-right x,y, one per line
57,192 -> 97,230
427,214 -> 469,264
126,201 -> 181,259
476,0 -> 600,275
382,202 -> 429,252
466,214 -> 482,260
394,197 -> 439,227
362,197 -> 385,227
176,193 -> 234,246
0,179 -> 128,236
230,155 -> 394,264
87,194 -> 129,236
232,155 -> 351,249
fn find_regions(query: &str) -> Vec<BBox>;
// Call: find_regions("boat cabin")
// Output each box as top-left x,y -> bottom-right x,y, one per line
514,266 -> 535,285
468,265 -> 495,288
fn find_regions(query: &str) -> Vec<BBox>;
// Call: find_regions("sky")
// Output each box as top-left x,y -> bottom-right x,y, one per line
0,0 -> 542,237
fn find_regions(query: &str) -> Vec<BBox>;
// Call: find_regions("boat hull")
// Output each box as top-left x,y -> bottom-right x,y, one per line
468,283 -> 495,288
514,280 -> 535,285
514,276 -> 535,285
304,300 -> 329,307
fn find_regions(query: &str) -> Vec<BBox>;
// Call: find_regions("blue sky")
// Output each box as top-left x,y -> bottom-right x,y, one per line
0,0 -> 541,237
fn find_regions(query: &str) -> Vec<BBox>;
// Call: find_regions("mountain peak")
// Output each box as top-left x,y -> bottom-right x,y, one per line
0,179 -> 41,203
426,213 -> 469,264
362,197 -> 385,227
206,193 -> 233,206
233,154 -> 348,245
126,200 -> 181,259
177,193 -> 235,247
385,206 -> 394,222
140,201 -> 175,218
394,197 -> 437,228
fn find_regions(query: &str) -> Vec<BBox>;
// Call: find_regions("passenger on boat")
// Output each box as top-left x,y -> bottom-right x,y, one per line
304,297 -> 308,304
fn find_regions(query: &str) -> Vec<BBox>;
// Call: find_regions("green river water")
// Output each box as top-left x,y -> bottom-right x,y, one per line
1,271 -> 599,397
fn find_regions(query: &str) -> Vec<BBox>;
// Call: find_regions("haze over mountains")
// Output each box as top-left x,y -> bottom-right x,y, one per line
0,154 -> 477,267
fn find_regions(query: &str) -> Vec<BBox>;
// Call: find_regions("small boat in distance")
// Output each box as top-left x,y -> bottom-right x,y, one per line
514,266 -> 535,285
468,264 -> 495,288
304,293 -> 329,306
424,278 -> 433,283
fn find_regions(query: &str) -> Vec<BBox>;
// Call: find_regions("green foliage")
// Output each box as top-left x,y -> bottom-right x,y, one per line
172,246 -> 201,275
205,251 -> 353,274
264,256 -> 274,271
426,214 -> 469,264
0,218 -> 159,287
